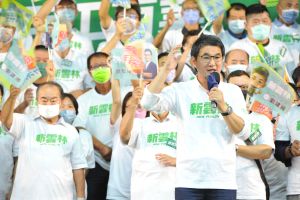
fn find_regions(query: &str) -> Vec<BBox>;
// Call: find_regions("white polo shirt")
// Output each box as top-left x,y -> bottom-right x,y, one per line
230,37 -> 296,78
129,114 -> 178,200
53,49 -> 94,93
276,105 -> 300,195
141,79 -> 249,189
73,88 -> 114,171
271,19 -> 300,65
8,114 -> 87,200
236,112 -> 274,199
0,123 -> 17,199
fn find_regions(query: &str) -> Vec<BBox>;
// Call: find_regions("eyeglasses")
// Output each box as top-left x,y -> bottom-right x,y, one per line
117,13 -> 138,20
199,54 -> 223,64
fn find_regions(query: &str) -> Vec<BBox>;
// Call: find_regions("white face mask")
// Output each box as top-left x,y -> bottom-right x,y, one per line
38,104 -> 60,119
228,19 -> 245,34
227,64 -> 248,74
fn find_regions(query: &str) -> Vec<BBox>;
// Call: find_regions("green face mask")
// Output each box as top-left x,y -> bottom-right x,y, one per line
37,62 -> 47,77
91,67 -> 111,84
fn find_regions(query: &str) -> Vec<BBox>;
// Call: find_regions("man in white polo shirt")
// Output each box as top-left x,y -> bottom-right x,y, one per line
141,34 -> 249,200
1,82 -> 87,200
230,4 -> 296,79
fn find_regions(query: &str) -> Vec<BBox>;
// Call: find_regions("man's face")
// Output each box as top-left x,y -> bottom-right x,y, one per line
144,51 -> 152,63
89,56 -> 109,74
158,55 -> 168,72
246,12 -> 271,37
250,72 -> 267,89
228,9 -> 246,21
228,75 -> 250,91
0,25 -> 15,49
56,2 -> 77,13
35,49 -> 49,63
37,86 -> 61,107
191,45 -> 223,78
55,2 -> 77,24
225,50 -> 249,66
277,0 -> 299,16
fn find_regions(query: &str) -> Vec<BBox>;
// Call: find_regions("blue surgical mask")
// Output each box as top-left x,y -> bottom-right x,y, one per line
183,9 -> 200,25
228,20 -> 245,34
56,38 -> 70,52
251,24 -> 270,41
56,8 -> 76,23
281,9 -> 299,24
60,110 -> 76,124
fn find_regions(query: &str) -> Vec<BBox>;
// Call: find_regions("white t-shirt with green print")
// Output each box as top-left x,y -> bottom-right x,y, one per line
276,105 -> 300,195
235,112 -> 274,199
0,123 -> 18,199
230,37 -> 296,79
271,19 -> 300,66
53,49 -> 94,93
141,80 -> 249,190
73,88 -> 114,171
8,114 -> 87,200
129,114 -> 178,200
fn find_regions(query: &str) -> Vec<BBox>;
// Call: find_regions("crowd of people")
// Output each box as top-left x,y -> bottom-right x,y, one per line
0,0 -> 300,200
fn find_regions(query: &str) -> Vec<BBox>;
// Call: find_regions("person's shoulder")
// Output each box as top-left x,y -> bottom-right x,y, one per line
77,89 -> 95,102
250,112 -> 271,123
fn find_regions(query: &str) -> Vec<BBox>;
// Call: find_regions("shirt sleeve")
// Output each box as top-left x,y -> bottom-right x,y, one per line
9,113 -> 27,139
140,85 -> 177,115
256,115 -> 275,149
79,129 -> 95,169
128,118 -> 143,148
101,20 -> 116,41
71,132 -> 88,170
73,97 -> 88,128
275,114 -> 290,141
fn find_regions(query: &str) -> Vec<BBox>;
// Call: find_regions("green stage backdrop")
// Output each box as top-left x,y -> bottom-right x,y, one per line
17,0 -> 300,50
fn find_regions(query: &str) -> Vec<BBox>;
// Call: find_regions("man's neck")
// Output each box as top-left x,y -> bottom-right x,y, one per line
184,23 -> 200,31
151,112 -> 169,122
57,48 -> 71,59
248,36 -> 269,45
43,116 -> 60,125
278,16 -> 294,27
95,82 -> 111,95
197,74 -> 208,90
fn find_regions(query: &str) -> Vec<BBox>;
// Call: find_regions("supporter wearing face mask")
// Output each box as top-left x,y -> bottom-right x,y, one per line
1,82 -> 87,200
224,49 -> 249,77
271,0 -> 300,67
161,0 -> 211,52
227,70 -> 287,200
230,3 -> 296,79
72,52 -> 122,200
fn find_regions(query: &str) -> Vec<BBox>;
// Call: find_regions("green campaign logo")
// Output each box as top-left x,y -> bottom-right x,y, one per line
36,133 -> 68,145
55,69 -> 80,79
249,123 -> 262,143
190,102 -> 219,118
88,103 -> 112,116
147,131 -> 177,149
296,121 -> 300,131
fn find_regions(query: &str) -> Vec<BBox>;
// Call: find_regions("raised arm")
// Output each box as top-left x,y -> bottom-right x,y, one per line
35,0 -> 57,22
1,86 -> 21,130
120,86 -> 143,144
152,9 -> 175,48
110,79 -> 121,125
98,0 -> 112,30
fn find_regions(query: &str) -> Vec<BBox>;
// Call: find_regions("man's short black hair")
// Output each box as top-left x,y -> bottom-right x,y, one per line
115,4 -> 142,21
87,52 -> 109,71
62,93 -> 79,115
158,52 -> 169,61
292,66 -> 300,84
227,70 -> 250,82
191,34 -> 225,58
57,0 -> 76,6
36,81 -> 64,99
35,45 -> 48,51
226,3 -> 247,19
246,3 -> 270,17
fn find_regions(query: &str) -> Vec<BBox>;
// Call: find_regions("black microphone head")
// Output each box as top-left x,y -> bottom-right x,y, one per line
211,72 -> 220,84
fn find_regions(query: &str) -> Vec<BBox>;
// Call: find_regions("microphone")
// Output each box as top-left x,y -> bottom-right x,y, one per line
207,72 -> 220,109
